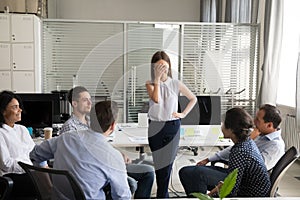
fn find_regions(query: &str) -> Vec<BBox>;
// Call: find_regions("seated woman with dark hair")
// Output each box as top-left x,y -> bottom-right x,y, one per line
0,90 -> 47,199
179,107 -> 271,197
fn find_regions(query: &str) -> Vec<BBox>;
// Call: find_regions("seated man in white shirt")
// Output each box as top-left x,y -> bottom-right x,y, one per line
196,104 -> 285,171
30,101 -> 131,199
60,86 -> 154,199
179,104 -> 285,197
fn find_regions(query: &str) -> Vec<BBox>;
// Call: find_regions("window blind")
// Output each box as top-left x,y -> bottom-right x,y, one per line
42,20 -> 259,122
182,23 -> 259,116
42,20 -> 125,120
126,23 -> 180,122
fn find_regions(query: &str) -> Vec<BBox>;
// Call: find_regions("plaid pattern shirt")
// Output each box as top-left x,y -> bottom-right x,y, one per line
60,114 -> 90,134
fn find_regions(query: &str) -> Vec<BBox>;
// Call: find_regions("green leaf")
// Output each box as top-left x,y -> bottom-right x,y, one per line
191,192 -> 214,200
219,168 -> 238,199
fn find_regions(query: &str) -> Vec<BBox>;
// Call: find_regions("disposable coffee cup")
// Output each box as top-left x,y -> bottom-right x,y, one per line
43,127 -> 53,140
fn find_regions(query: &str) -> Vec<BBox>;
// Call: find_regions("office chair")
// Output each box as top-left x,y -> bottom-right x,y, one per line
18,161 -> 86,200
0,176 -> 13,200
269,146 -> 299,197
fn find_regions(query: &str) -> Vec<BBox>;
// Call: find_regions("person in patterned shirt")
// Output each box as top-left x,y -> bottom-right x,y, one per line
60,86 -> 91,133
196,104 -> 285,171
60,86 -> 154,199
179,107 -> 271,197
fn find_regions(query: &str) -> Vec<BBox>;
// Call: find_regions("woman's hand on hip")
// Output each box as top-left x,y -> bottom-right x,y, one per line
172,112 -> 186,119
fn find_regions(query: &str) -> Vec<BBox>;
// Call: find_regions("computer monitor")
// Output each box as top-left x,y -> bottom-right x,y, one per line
16,93 -> 61,129
178,95 -> 221,125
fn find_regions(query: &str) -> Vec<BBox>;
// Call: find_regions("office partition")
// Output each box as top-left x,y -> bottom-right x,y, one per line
42,20 -> 259,122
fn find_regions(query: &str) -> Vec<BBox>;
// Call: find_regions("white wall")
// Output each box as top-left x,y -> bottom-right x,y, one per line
48,0 -> 200,22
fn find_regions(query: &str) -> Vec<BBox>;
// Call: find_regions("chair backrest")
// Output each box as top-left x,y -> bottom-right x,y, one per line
0,176 -> 13,200
18,161 -> 86,200
269,146 -> 299,197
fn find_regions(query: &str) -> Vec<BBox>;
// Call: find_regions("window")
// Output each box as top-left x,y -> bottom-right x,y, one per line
43,21 -> 259,122
277,0 -> 300,107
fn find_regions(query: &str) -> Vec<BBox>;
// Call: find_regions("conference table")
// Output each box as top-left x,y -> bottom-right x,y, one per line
34,123 -> 233,149
109,123 -> 233,161
34,123 -> 233,159
111,123 -> 233,147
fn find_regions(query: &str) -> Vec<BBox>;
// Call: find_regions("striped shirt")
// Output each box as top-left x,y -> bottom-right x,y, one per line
30,130 -> 131,199
60,114 -> 89,134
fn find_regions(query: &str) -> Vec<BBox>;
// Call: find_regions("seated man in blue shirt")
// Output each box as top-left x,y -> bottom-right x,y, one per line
196,104 -> 285,171
180,107 -> 271,197
179,104 -> 285,197
60,86 -> 154,199
30,101 -> 131,199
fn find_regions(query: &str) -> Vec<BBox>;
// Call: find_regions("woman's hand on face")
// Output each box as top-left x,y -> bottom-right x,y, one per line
154,63 -> 166,80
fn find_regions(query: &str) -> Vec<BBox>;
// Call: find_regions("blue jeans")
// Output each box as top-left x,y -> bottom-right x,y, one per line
179,165 -> 228,196
148,119 -> 180,198
127,163 -> 154,199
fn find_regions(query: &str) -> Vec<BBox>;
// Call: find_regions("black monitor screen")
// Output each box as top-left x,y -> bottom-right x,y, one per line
16,93 -> 60,129
178,95 -> 221,125
21,101 -> 53,128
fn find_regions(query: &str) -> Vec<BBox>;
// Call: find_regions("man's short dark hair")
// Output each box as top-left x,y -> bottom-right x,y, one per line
67,86 -> 88,104
90,101 -> 119,133
259,104 -> 282,129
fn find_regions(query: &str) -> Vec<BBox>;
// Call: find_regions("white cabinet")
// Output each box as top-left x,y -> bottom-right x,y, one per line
11,14 -> 34,42
0,43 -> 10,70
0,71 -> 11,90
12,44 -> 34,70
0,15 -> 10,41
13,71 -> 35,92
0,13 -> 41,93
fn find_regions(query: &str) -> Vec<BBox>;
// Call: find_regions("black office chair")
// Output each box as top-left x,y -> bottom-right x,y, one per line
0,176 -> 13,200
269,146 -> 299,197
18,161 -> 86,200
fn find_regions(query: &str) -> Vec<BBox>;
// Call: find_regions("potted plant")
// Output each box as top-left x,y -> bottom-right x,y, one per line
192,168 -> 238,200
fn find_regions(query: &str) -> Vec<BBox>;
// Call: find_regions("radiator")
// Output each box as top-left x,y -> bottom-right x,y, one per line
281,114 -> 300,151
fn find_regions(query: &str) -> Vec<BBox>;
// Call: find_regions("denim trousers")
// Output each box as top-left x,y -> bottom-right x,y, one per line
148,119 -> 180,198
127,163 -> 155,199
179,165 -> 228,196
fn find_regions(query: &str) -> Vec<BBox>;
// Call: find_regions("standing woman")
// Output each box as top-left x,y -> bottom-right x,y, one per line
0,91 -> 39,198
146,51 -> 197,198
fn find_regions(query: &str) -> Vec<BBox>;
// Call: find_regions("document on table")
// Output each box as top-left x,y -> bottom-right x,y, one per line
128,136 -> 148,143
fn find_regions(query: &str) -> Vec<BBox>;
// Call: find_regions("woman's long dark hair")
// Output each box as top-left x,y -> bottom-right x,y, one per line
224,107 -> 253,142
150,51 -> 172,81
0,91 -> 23,127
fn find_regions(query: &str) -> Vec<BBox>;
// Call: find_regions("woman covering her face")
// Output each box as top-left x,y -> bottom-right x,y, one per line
146,51 -> 197,198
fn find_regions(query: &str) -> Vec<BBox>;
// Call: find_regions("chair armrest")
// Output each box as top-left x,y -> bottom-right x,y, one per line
0,176 -> 13,200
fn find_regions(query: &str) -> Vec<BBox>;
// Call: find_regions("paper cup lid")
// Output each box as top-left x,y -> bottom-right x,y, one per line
43,127 -> 53,131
